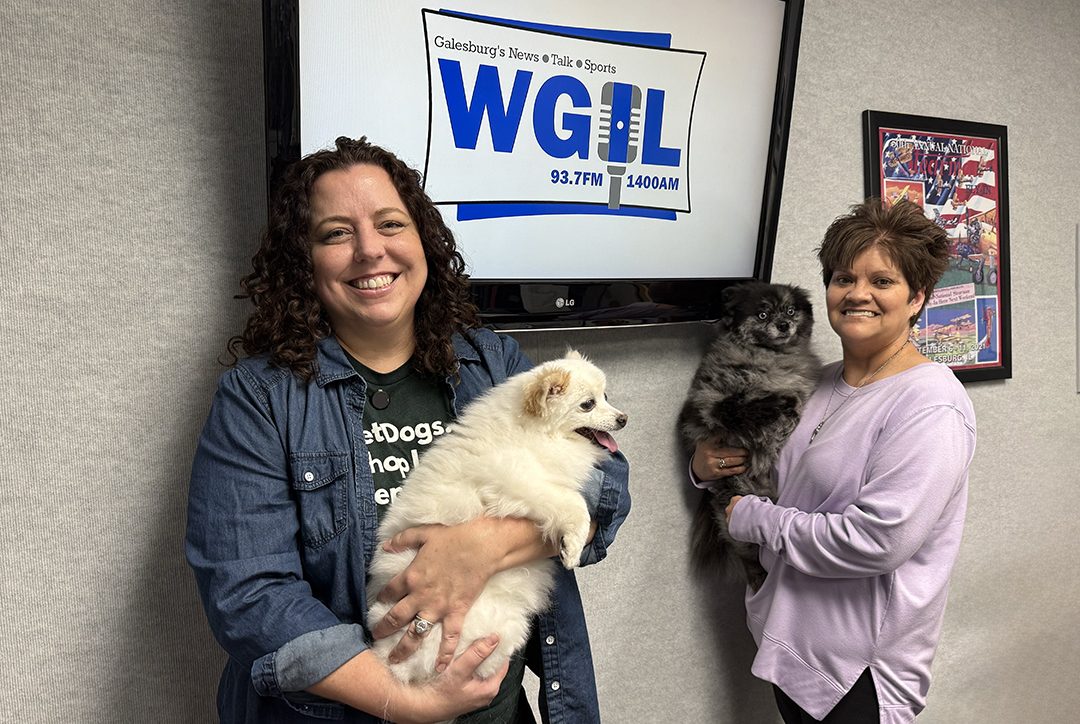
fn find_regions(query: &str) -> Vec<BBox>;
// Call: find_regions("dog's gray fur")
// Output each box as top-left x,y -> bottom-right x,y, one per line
679,281 -> 822,589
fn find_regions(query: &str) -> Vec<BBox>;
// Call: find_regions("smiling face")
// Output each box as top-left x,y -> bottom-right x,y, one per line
308,163 -> 428,348
826,244 -> 924,354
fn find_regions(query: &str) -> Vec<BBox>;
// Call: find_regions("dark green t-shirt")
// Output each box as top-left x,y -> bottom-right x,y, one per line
347,357 -> 453,521
345,355 -> 529,722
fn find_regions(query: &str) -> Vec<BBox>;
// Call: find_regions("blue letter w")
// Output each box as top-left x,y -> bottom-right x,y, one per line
439,59 -> 532,153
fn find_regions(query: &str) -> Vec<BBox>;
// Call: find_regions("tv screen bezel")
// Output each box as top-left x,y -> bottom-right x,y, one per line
262,0 -> 804,329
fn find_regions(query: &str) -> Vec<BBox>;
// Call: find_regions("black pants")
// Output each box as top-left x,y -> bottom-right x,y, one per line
773,668 -> 880,723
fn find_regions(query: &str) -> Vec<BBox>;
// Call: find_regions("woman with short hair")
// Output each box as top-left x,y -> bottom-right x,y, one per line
695,199 -> 976,723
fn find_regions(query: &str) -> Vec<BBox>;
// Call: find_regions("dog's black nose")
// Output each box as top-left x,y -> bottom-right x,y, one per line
615,414 -> 627,429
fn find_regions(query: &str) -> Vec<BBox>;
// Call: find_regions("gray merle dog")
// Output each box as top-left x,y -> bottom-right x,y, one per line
679,281 -> 822,590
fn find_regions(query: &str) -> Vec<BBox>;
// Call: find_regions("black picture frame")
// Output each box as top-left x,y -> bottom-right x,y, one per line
863,110 -> 1012,383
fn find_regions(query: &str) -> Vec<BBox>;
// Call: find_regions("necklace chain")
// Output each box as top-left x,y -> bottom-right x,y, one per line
808,340 -> 909,445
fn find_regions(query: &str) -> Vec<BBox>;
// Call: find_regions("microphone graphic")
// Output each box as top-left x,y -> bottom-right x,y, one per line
597,82 -> 642,210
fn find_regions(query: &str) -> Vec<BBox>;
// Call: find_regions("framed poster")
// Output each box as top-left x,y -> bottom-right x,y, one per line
863,110 -> 1011,382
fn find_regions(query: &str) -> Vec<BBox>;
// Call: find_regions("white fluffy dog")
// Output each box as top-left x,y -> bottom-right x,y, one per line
366,350 -> 627,684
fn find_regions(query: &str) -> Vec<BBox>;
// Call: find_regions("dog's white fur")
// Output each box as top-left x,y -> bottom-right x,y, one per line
366,350 -> 627,683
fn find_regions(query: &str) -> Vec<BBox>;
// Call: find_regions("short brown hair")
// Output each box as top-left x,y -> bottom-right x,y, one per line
817,198 -> 950,326
226,136 -> 479,381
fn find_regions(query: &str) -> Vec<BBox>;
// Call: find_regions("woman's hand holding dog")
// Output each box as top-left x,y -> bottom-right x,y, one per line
406,634 -> 510,723
309,636 -> 508,724
373,516 -> 560,672
725,495 -> 744,522
692,439 -> 749,482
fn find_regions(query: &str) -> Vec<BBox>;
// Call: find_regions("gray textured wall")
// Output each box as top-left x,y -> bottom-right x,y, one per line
2,1 -> 1078,722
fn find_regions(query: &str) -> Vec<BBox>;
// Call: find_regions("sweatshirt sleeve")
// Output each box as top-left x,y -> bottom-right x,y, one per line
728,404 -> 975,578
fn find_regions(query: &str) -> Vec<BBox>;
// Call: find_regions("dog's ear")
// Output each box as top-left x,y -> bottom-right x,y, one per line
523,367 -> 572,418
718,284 -> 742,326
564,347 -> 583,360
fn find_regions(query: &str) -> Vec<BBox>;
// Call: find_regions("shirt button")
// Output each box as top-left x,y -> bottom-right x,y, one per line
304,471 -> 315,482
545,636 -> 555,645
551,681 -> 560,691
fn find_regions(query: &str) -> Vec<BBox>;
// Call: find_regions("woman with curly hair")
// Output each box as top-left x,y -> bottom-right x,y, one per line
186,137 -> 630,723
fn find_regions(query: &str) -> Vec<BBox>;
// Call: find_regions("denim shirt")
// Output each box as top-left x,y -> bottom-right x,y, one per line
185,329 -> 631,723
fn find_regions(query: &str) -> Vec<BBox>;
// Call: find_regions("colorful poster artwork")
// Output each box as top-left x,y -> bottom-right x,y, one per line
876,128 -> 1003,373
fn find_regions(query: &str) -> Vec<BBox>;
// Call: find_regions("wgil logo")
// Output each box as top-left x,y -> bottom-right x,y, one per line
421,11 -> 705,219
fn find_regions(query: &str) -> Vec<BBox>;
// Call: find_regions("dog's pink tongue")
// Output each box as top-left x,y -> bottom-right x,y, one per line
593,430 -> 618,453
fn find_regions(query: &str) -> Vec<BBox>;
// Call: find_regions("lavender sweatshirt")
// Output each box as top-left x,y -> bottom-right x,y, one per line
728,361 -> 976,723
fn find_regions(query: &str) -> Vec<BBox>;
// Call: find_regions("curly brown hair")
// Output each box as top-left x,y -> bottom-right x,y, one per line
817,198 -> 950,326
226,136 -> 479,380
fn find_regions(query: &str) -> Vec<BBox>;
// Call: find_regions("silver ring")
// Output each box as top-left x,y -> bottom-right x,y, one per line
718,458 -> 727,469
411,615 -> 434,636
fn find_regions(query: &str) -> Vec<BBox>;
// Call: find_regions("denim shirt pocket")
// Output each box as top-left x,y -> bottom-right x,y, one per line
289,451 -> 350,549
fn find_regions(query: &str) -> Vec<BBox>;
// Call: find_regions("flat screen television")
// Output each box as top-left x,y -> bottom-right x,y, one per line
263,0 -> 804,328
